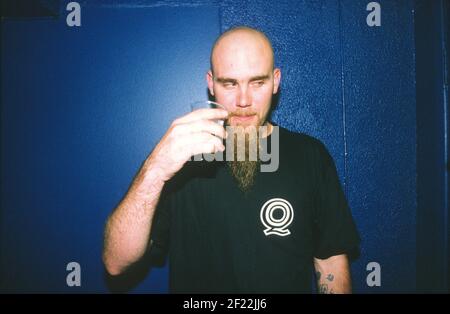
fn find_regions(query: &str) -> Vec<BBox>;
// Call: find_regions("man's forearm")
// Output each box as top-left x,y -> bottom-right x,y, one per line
103,161 -> 165,276
314,254 -> 352,294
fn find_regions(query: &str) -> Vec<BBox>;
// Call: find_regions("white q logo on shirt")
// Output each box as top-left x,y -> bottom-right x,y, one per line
260,198 -> 294,236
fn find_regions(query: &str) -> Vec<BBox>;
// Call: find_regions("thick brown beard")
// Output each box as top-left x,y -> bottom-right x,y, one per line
226,126 -> 261,193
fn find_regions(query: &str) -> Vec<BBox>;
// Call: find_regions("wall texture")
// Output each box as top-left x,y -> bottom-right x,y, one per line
1,0 -> 448,293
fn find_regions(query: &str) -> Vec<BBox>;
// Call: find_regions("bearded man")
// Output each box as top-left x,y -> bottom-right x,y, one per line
103,26 -> 360,294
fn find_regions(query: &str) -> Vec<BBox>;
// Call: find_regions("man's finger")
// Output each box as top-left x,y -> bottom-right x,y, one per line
174,120 -> 227,139
189,134 -> 225,155
176,108 -> 228,124
173,132 -> 225,158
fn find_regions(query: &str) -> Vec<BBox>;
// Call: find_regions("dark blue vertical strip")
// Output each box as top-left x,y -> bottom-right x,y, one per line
440,0 -> 450,293
0,11 -> 3,293
447,0 -> 450,292
338,0 -> 348,192
415,0 -> 449,293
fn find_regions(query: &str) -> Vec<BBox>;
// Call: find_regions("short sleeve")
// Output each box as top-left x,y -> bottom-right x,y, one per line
147,187 -> 171,267
313,142 -> 360,260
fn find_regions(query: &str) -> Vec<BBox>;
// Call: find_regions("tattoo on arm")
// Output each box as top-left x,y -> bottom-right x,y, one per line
316,271 -> 335,294
319,284 -> 334,294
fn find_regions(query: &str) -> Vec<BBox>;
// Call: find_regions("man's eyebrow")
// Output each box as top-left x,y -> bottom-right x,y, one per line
249,75 -> 270,81
214,75 -> 270,83
215,77 -> 237,84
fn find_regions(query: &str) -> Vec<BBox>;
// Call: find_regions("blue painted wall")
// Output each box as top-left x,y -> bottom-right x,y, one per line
1,1 -> 220,293
340,0 -> 417,293
415,0 -> 449,293
1,0 -> 448,293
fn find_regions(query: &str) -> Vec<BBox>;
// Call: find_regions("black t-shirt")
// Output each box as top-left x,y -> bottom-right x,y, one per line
148,126 -> 360,293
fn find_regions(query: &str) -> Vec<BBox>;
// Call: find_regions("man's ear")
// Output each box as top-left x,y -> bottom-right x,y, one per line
272,68 -> 281,94
206,70 -> 214,96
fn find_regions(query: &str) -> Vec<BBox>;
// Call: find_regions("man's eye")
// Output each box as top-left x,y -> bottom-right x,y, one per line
223,82 -> 236,88
252,81 -> 264,87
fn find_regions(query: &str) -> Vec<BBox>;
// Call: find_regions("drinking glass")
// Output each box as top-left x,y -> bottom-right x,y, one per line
189,100 -> 228,161
189,100 -> 227,126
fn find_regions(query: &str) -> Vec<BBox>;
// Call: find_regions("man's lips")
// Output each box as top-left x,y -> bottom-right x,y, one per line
231,115 -> 256,122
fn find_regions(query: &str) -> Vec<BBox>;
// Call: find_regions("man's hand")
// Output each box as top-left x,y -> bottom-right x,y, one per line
103,108 -> 228,275
313,254 -> 352,294
146,108 -> 228,182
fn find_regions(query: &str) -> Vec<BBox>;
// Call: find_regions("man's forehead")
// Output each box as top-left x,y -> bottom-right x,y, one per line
214,46 -> 271,67
213,60 -> 272,79
212,60 -> 273,81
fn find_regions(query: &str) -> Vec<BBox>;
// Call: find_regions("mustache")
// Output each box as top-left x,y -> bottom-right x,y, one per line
228,110 -> 258,117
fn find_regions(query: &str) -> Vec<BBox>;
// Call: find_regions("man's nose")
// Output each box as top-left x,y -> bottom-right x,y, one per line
236,86 -> 251,108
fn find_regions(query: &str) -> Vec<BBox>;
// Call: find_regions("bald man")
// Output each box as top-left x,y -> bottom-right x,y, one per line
103,27 -> 360,293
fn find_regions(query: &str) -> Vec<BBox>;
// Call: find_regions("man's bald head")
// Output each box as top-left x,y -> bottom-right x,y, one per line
210,26 -> 275,75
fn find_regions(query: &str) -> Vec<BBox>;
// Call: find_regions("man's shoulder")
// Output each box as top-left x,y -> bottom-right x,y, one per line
276,126 -> 336,173
277,125 -> 326,151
